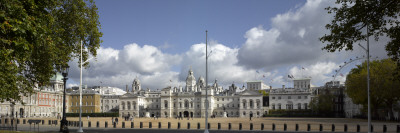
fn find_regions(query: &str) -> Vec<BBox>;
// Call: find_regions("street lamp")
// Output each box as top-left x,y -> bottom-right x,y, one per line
60,65 -> 69,133
204,30 -> 209,133
78,40 -> 93,133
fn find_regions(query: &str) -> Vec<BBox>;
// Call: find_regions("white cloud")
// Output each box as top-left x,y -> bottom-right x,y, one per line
67,43 -> 182,90
178,42 -> 258,87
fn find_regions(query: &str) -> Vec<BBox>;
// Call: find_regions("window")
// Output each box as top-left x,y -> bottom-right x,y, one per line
222,98 -> 224,101
298,96 -> 301,99
298,103 -> 301,110
217,98 -> 219,101
304,96 -> 308,99
278,96 -> 281,99
288,96 -> 291,99
272,97 -> 275,99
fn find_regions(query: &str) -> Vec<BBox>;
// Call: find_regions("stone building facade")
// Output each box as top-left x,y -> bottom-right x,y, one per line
119,69 -> 263,118
0,73 -> 64,118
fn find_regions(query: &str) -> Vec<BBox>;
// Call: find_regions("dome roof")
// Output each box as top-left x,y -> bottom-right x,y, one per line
198,76 -> 205,82
186,69 -> 196,81
133,78 -> 140,84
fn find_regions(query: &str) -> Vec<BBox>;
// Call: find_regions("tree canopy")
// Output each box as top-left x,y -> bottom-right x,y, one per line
0,0 -> 102,103
346,58 -> 400,119
320,0 -> 400,74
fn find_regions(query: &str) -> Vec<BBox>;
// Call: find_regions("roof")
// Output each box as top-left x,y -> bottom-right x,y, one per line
50,72 -> 63,81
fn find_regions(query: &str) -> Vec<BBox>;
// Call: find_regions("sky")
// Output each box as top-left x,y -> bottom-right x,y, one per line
66,0 -> 389,90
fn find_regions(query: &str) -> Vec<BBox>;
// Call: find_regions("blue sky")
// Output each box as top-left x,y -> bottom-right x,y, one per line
97,0 -> 304,53
66,0 -> 388,90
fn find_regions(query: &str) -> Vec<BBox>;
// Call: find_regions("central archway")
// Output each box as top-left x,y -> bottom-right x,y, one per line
183,111 -> 189,117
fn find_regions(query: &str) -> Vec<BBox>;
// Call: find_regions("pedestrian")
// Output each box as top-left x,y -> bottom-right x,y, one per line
112,117 -> 114,124
87,115 -> 90,120
115,117 -> 118,125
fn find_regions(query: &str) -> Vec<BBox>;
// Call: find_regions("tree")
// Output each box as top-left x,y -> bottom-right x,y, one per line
320,0 -> 400,75
309,89 -> 335,116
346,59 -> 400,119
0,0 -> 102,103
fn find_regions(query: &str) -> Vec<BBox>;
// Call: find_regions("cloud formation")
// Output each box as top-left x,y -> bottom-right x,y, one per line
66,0 -> 389,91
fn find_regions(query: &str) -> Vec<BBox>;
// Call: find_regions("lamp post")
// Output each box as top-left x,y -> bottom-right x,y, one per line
204,30 -> 209,133
60,65 -> 69,132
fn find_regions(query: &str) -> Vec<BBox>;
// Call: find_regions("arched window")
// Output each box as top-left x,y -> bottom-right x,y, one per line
164,100 -> 168,108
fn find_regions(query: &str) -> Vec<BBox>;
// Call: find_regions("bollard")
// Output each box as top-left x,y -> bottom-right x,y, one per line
131,122 -> 134,128
383,125 -> 387,132
168,122 -> 171,129
140,122 -> 143,128
371,124 -> 374,132
239,123 -> 242,130
250,123 -> 253,130
105,121 -> 108,128
23,119 -> 26,124
208,123 -> 210,129
113,121 -> 116,128
357,124 -> 360,132
397,125 -> 400,133
96,121 -> 99,128
218,123 -> 221,130
261,123 -> 264,130
177,122 -> 180,129
296,124 -> 299,131
320,124 -> 323,131
284,123 -> 287,131
197,123 -> 200,129
332,124 -> 335,132
149,122 -> 152,128
88,121 -> 91,127
272,123 -> 276,131
187,122 -> 190,129
159,122 -> 161,129
344,124 -> 348,132
229,123 -> 232,130
122,122 -> 125,128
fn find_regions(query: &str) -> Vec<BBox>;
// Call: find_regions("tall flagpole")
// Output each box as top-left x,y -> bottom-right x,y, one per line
78,40 -> 83,132
204,30 -> 209,133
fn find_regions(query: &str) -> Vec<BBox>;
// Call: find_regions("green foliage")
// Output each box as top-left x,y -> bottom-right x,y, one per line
0,0 -> 102,103
320,0 -> 400,77
265,109 -> 314,117
258,90 -> 269,96
309,89 -> 335,114
66,112 -> 119,117
346,58 -> 400,118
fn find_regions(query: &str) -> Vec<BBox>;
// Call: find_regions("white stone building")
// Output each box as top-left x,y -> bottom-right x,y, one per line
0,73 -> 64,118
269,78 -> 312,111
119,69 -> 263,118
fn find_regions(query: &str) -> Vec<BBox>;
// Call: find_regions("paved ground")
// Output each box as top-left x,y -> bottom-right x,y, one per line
0,117 -> 399,132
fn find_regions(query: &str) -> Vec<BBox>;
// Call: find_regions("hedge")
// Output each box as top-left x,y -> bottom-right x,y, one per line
66,112 -> 119,117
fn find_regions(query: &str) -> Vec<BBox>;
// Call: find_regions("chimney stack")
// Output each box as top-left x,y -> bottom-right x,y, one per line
126,85 -> 128,92
282,85 -> 285,89
270,86 -> 272,90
